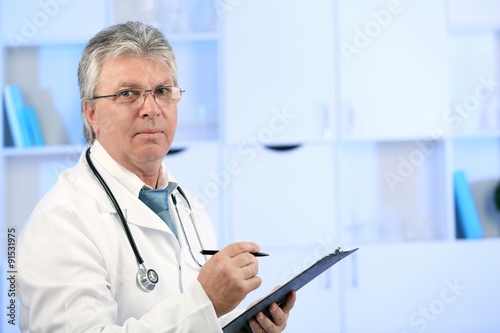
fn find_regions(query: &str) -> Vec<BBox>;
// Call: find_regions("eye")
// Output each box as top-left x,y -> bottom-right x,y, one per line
155,87 -> 170,95
117,89 -> 140,99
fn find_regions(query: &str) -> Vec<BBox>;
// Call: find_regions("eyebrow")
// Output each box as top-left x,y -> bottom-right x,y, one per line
116,80 -> 174,89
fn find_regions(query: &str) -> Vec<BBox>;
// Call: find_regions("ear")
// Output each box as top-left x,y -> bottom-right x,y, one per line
83,100 -> 99,136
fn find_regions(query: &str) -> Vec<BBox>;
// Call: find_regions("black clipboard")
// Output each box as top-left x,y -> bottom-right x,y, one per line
222,248 -> 359,333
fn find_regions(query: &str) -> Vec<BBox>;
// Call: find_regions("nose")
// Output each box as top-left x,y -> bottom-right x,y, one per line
139,90 -> 160,118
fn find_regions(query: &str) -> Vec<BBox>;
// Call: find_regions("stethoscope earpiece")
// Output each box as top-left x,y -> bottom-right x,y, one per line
137,264 -> 158,292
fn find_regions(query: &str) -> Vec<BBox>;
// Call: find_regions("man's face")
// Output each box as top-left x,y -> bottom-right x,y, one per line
84,55 -> 177,173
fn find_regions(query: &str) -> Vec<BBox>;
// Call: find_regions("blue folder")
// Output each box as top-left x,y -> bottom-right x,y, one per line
4,85 -> 27,147
222,248 -> 358,333
24,106 -> 45,146
454,170 -> 484,238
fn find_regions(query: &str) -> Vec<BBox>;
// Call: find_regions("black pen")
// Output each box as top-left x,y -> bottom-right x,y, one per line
200,250 -> 269,257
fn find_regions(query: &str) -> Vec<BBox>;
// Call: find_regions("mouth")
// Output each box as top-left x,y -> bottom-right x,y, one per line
135,129 -> 164,138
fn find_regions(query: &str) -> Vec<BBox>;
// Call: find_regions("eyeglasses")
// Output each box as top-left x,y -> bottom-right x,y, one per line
92,86 -> 185,107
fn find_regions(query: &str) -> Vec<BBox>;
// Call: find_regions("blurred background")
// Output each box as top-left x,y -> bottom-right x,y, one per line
1,0 -> 500,332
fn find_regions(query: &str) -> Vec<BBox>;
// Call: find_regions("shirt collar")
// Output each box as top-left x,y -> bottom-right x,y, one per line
90,140 -> 178,197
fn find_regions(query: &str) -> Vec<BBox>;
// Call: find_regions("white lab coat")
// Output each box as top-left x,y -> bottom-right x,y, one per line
17,148 -> 235,332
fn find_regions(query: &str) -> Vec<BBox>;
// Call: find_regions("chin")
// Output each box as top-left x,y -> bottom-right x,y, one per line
136,143 -> 169,161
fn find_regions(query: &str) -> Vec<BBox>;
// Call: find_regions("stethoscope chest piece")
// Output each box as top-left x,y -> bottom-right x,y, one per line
137,264 -> 158,292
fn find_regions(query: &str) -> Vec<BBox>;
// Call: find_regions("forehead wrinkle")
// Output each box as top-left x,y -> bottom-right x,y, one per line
100,57 -> 173,92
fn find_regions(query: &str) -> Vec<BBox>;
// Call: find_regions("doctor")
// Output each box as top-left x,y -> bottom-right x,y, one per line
17,21 -> 295,332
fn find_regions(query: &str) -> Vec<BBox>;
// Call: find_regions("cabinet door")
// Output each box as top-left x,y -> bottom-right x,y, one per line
447,31 -> 500,134
173,40 -> 219,141
224,143 -> 336,248
343,241 -> 500,333
221,0 -> 335,144
163,142 -> 221,233
447,0 -> 500,30
4,146 -> 84,231
1,0 -> 107,45
339,0 -> 450,139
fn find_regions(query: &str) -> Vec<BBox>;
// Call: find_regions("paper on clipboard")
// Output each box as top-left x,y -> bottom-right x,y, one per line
222,248 -> 359,333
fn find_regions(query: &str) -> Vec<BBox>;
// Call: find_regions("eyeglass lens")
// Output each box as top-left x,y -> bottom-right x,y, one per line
116,87 -> 182,106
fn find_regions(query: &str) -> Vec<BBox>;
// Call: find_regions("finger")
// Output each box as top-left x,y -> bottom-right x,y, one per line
240,260 -> 259,280
233,251 -> 259,269
280,290 -> 297,314
222,242 -> 261,258
255,311 -> 277,332
244,275 -> 262,292
248,317 -> 264,333
271,285 -> 281,292
268,303 -> 285,327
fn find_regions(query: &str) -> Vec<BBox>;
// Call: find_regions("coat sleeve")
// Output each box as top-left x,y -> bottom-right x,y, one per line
17,195 -> 223,333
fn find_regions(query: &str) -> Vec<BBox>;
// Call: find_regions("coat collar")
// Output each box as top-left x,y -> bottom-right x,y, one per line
82,143 -> 178,234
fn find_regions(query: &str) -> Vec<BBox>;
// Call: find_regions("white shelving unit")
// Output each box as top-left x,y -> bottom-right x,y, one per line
219,1 -> 500,332
447,0 -> 500,241
2,1 -> 500,332
1,2 -> 223,328
0,0 -> 222,229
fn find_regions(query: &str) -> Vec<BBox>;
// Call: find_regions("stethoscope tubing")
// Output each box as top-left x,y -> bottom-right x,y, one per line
85,147 -> 145,266
172,192 -> 205,268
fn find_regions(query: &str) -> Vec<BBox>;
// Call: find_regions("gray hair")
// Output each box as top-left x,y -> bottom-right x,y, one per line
78,21 -> 178,144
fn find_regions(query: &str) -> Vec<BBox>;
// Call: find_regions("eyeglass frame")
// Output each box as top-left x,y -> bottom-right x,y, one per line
91,86 -> 185,105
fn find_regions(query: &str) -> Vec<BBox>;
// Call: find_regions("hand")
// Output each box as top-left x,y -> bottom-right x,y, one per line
198,242 -> 262,317
248,288 -> 297,333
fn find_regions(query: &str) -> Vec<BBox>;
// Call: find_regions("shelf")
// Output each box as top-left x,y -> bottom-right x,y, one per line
1,32 -> 218,48
346,237 -> 500,248
451,131 -> 500,140
1,144 -> 86,157
167,32 -> 218,42
2,40 -> 88,48
1,139 -> 222,158
340,135 -> 449,143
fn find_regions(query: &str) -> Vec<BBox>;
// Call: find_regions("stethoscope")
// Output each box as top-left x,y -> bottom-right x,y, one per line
85,147 -> 207,292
